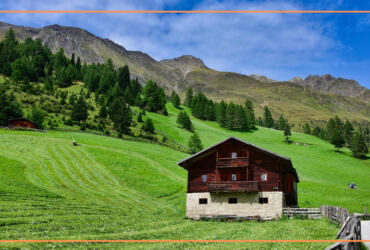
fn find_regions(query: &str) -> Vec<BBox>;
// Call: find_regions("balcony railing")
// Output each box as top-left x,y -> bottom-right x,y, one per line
216,157 -> 248,168
207,181 -> 259,193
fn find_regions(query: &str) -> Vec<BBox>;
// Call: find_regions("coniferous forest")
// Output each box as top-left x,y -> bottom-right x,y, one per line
0,29 -> 368,158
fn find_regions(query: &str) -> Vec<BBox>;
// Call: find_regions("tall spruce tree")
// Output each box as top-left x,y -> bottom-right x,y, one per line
303,123 -> 312,134
276,114 -> 287,130
245,99 -> 256,130
109,97 -> 132,135
184,87 -> 193,107
263,106 -> 274,128
351,131 -> 369,158
117,65 -> 130,92
216,101 -> 228,128
71,95 -> 88,123
344,120 -> 354,146
170,91 -> 181,109
284,123 -> 291,143
143,80 -> 166,112
143,118 -> 155,133
0,29 -> 19,76
188,132 -> 203,153
330,129 -> 345,151
0,87 -> 23,125
177,111 -> 193,131
28,106 -> 45,129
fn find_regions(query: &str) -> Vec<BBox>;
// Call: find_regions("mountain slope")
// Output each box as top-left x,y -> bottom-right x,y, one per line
290,74 -> 369,100
0,21 -> 369,126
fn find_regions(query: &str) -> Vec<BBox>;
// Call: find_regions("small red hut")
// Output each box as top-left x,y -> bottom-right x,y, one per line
8,118 -> 37,129
178,137 -> 299,220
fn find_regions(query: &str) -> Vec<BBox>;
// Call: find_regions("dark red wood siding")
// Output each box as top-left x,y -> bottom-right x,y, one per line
184,138 -> 298,205
9,119 -> 37,129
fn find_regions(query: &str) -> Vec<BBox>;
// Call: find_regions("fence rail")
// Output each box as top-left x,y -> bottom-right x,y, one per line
283,208 -> 322,219
322,205 -> 362,250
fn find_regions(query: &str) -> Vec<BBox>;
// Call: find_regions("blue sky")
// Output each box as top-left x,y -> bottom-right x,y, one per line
1,0 -> 370,88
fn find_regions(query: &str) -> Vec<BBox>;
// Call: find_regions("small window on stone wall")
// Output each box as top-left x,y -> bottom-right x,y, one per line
199,198 -> 208,204
228,198 -> 238,204
259,197 -> 268,204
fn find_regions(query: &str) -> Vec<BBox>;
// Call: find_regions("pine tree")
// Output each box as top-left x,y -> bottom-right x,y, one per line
71,53 -> 75,66
226,102 -> 237,130
351,131 -> 369,158
344,120 -> 354,146
330,129 -> 345,151
0,87 -> 23,125
143,118 -> 155,133
276,114 -> 287,130
312,126 -> 321,137
284,123 -> 291,143
137,112 -> 143,123
0,29 -> 19,76
216,101 -> 228,128
99,104 -> 107,118
117,65 -> 130,92
71,95 -> 88,123
263,106 -> 274,128
170,91 -> 181,108
188,132 -> 203,153
109,97 -> 132,135
43,76 -> 54,92
143,80 -> 166,112
28,106 -> 45,129
54,48 -> 68,70
184,87 -> 193,107
303,123 -> 312,134
245,99 -> 256,130
177,111 -> 193,131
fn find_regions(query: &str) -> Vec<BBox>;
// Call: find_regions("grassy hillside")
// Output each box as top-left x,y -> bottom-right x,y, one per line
181,69 -> 370,126
143,103 -> 370,211
0,129 -> 339,249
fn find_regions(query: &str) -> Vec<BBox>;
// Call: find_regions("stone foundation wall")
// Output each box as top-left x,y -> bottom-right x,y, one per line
186,192 -> 284,219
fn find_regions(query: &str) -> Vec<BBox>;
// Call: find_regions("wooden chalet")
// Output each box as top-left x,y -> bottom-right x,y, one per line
8,118 -> 37,129
178,137 -> 299,220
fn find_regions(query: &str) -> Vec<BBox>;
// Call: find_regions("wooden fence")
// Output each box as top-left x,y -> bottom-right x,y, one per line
283,207 -> 322,219
322,205 -> 362,250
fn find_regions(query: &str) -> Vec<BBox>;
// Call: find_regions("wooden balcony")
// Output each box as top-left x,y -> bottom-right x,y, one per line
207,181 -> 260,193
216,157 -> 248,168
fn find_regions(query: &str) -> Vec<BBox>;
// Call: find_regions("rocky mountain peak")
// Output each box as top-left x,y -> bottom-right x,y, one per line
160,55 -> 207,77
248,74 -> 277,83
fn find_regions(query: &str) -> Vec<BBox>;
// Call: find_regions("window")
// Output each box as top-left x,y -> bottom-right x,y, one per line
259,197 -> 268,204
228,198 -> 238,204
199,198 -> 208,204
231,174 -> 237,181
261,173 -> 267,181
231,152 -> 237,158
201,174 -> 207,183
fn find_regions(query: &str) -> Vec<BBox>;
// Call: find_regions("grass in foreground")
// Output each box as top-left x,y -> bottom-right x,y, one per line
0,129 -> 339,249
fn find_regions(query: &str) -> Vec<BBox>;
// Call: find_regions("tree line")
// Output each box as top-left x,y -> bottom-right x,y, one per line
302,117 -> 368,158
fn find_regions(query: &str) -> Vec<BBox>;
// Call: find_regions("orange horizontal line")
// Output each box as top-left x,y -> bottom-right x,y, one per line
1,240 -> 370,243
0,10 -> 370,13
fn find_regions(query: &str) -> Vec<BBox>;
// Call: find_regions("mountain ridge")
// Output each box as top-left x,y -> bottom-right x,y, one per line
0,21 -> 369,125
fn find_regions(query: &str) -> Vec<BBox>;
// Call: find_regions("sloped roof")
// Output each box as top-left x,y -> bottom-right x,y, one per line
178,136 -> 299,181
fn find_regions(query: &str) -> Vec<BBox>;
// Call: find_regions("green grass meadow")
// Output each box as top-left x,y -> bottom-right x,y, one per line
0,103 -> 369,249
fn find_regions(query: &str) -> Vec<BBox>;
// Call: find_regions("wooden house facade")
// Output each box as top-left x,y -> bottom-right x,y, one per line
178,137 -> 299,220
8,118 -> 37,129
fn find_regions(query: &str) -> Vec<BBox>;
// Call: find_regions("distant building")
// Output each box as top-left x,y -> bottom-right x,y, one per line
8,118 -> 37,129
178,137 -> 299,220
